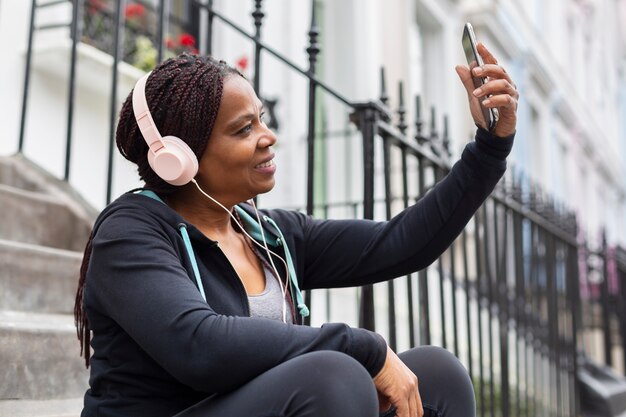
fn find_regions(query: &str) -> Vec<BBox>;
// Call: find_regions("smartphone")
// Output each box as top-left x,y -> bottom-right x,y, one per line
462,22 -> 498,131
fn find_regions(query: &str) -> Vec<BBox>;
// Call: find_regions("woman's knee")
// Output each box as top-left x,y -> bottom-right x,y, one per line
292,351 -> 376,394
399,346 -> 475,414
287,351 -> 378,416
401,346 -> 469,378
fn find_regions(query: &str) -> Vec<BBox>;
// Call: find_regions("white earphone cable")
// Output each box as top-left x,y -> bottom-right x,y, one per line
249,198 -> 288,323
191,179 -> 289,323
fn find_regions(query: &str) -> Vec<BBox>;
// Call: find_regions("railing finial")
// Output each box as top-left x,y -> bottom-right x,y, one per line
429,106 -> 439,155
414,95 -> 426,144
310,0 -> 318,30
397,81 -> 407,135
252,0 -> 265,94
379,67 -> 389,107
442,114 -> 450,157
306,0 -> 320,74
253,0 -> 265,34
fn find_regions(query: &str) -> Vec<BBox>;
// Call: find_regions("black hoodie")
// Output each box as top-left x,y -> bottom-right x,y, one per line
81,128 -> 513,417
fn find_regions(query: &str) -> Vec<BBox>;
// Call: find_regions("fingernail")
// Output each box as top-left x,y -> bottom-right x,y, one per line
483,98 -> 492,106
473,88 -> 483,97
473,67 -> 483,75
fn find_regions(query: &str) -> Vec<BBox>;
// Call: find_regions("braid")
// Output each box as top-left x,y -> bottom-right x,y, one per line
116,54 -> 241,194
74,54 -> 241,367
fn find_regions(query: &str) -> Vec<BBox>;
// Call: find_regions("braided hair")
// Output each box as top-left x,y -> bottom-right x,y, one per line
74,54 -> 241,367
118,53 -> 241,193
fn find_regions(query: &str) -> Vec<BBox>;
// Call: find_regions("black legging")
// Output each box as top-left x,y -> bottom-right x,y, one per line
174,346 -> 475,417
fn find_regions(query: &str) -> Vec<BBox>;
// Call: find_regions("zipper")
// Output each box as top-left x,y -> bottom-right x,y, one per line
211,243 -> 252,317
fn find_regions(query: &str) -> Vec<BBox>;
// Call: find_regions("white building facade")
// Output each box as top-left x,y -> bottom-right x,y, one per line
1,0 -> 625,353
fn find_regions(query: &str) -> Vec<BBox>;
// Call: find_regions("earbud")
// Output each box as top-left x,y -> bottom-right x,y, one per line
132,72 -> 198,185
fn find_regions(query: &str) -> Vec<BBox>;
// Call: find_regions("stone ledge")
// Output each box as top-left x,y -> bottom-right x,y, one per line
0,397 -> 82,417
0,239 -> 81,314
0,311 -> 88,400
0,184 -> 91,251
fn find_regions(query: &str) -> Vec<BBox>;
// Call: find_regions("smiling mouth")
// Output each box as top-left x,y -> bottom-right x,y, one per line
255,159 -> 274,169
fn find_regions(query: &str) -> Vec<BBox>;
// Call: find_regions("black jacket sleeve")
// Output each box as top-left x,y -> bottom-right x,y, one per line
267,128 -> 514,289
87,210 -> 387,394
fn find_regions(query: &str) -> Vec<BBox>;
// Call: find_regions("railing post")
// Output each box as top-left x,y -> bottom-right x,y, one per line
475,205 -> 486,417
205,0 -> 214,55
303,0 -> 320,325
353,103 -> 380,331
570,218 -> 582,417
601,231 -> 613,367
64,0 -> 83,181
436,167 -> 447,350
619,251 -> 626,377
305,0 -> 319,217
462,229 -> 473,379
396,82 -> 416,348
448,184 -> 459,357
252,0 -> 264,95
414,95 -> 431,345
18,0 -> 37,154
417,155 -> 431,344
155,0 -> 166,62
546,231 -> 559,417
106,0 -> 125,204
512,187 -> 525,417
497,201 -> 510,417
529,220 -> 541,416
485,201 -> 496,417
382,135 -> 397,349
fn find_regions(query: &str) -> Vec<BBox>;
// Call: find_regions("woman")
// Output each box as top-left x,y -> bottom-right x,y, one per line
75,43 -> 518,417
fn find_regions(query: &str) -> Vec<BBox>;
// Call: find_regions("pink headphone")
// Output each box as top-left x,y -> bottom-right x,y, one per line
132,72 -> 198,186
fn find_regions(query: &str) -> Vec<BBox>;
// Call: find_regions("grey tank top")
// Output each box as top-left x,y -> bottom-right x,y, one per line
248,266 -> 293,324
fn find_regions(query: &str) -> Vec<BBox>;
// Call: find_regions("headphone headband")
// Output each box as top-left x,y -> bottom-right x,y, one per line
132,72 -> 164,153
131,72 -> 199,186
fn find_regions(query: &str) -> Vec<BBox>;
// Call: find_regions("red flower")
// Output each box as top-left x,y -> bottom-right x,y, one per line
179,33 -> 196,48
87,0 -> 106,15
236,56 -> 249,71
165,36 -> 175,49
125,3 -> 145,19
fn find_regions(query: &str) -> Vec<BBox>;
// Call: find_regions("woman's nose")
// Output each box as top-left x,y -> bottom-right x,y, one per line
259,125 -> 277,148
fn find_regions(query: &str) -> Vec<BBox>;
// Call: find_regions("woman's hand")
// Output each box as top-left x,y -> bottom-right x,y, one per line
373,346 -> 423,417
455,42 -> 519,138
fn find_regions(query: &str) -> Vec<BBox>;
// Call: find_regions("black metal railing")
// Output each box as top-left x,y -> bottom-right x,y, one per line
15,1 -> 626,417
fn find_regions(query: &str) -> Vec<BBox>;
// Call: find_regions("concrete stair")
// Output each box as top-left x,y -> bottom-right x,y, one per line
0,398 -> 83,417
0,155 -> 95,416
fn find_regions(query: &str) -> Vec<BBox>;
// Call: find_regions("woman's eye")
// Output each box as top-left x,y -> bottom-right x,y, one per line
260,112 -> 266,124
237,124 -> 252,135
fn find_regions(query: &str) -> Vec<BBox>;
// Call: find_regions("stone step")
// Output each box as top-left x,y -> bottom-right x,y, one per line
0,185 -> 91,252
0,155 -> 47,193
0,311 -> 89,400
0,398 -> 82,417
0,239 -> 81,314
0,154 -> 98,222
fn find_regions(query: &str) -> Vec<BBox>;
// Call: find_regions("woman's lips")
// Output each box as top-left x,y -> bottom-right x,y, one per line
255,159 -> 274,169
255,158 -> 276,174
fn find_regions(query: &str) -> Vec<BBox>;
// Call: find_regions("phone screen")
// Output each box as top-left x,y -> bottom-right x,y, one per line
462,24 -> 484,90
462,23 -> 497,131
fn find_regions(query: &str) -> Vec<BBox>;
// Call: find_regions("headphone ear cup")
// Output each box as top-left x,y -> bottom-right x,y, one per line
148,136 -> 199,186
